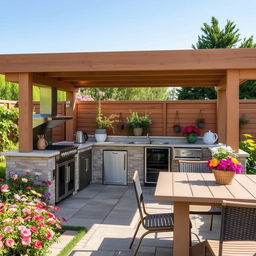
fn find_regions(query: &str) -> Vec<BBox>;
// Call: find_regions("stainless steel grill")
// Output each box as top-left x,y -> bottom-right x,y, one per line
173,147 -> 202,160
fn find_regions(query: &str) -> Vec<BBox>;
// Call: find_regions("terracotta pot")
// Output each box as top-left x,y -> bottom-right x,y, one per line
213,170 -> 235,185
186,134 -> 197,144
133,128 -> 143,136
37,135 -> 47,150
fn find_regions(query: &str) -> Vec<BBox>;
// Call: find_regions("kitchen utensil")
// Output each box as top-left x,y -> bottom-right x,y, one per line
37,134 -> 48,150
203,131 -> 218,144
75,131 -> 88,144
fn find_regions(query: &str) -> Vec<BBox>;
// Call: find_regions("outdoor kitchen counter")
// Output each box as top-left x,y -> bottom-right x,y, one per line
3,150 -> 59,158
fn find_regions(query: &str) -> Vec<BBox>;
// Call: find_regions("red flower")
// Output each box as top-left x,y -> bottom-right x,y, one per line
30,227 -> 38,233
26,186 -> 31,190
54,206 -> 60,211
182,125 -> 201,136
33,240 -> 42,249
62,217 -> 67,222
45,230 -> 54,240
33,216 -> 44,221
38,223 -> 45,227
47,212 -> 55,218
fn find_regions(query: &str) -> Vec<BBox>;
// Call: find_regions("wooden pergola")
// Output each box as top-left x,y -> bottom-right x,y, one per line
0,48 -> 256,152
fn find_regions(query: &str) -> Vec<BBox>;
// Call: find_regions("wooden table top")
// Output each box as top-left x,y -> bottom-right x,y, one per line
155,172 -> 256,204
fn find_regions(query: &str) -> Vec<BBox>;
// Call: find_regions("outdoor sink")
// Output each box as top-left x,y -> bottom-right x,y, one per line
128,141 -> 150,144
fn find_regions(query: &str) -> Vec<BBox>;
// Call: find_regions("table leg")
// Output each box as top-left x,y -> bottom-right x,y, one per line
173,202 -> 190,256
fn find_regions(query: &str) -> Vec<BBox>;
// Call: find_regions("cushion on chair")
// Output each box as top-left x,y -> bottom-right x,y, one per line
206,239 -> 256,256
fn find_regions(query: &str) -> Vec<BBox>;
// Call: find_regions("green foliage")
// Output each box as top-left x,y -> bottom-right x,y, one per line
0,75 -> 18,100
126,112 -> 152,129
80,87 -> 169,100
0,105 -> 19,152
177,87 -> 216,100
0,160 -> 5,178
239,134 -> 256,174
95,101 -> 117,132
179,16 -> 256,100
58,226 -> 86,256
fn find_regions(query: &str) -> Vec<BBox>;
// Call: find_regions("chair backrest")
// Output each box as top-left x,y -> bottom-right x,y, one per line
178,160 -> 210,173
219,200 -> 256,255
132,171 -> 146,220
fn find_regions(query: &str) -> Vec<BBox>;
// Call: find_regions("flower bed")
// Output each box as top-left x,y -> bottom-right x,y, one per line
0,170 -> 64,255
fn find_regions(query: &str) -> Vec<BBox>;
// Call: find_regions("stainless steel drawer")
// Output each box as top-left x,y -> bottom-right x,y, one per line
173,148 -> 202,160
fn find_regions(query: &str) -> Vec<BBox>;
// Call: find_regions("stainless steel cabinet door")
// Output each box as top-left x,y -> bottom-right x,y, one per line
103,151 -> 127,185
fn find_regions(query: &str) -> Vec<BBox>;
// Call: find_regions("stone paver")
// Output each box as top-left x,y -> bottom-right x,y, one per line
57,184 -> 220,256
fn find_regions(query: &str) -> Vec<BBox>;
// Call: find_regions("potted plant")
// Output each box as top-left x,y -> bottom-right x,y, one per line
127,112 -> 151,136
173,111 -> 182,133
95,101 -> 117,142
207,146 -> 243,184
182,125 -> 201,144
196,118 -> 205,129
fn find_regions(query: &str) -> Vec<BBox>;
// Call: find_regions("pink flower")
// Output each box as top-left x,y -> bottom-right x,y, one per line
3,226 -> 13,232
97,91 -> 105,98
18,225 -> 27,231
13,194 -> 21,201
47,212 -> 55,218
47,218 -> 55,224
12,174 -> 19,180
0,234 -> 3,240
0,184 -> 9,193
45,229 -> 55,240
33,215 -> 44,221
22,208 -> 31,215
30,227 -> 38,233
38,223 -> 45,227
24,169 -> 31,174
24,216 -> 31,221
21,236 -> 31,245
3,218 -> 13,223
34,240 -> 42,248
5,238 -> 14,248
16,216 -> 24,223
0,240 -> 4,250
34,172 -> 41,177
20,228 -> 31,238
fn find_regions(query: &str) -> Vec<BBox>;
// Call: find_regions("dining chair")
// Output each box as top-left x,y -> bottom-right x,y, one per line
205,200 -> 256,256
178,160 -> 221,231
130,171 -> 195,256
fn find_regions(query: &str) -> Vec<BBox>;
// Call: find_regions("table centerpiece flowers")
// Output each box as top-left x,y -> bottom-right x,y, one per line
182,125 -> 201,144
207,146 -> 243,185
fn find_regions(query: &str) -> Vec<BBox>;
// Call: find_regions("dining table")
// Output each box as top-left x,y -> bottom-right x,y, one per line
154,172 -> 256,256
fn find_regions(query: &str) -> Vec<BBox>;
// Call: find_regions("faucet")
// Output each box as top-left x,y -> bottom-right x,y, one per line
146,133 -> 151,144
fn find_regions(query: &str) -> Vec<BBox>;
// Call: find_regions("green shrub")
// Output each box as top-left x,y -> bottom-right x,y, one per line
0,105 -> 18,152
126,112 -> 152,129
239,134 -> 256,174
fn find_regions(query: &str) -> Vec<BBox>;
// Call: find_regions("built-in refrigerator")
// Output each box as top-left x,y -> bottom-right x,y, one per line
103,150 -> 128,185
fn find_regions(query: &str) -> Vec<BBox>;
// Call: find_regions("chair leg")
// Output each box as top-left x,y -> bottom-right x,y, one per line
129,220 -> 141,249
210,214 -> 214,231
132,230 -> 152,256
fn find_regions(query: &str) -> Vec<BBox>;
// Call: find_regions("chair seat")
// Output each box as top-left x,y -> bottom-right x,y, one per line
206,239 -> 256,256
144,213 -> 174,230
190,205 -> 221,215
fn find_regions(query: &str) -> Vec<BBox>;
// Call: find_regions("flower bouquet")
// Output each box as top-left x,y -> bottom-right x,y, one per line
208,146 -> 243,185
182,125 -> 201,144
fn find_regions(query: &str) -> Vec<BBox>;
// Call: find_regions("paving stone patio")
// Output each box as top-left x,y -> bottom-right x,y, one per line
57,184 -> 220,256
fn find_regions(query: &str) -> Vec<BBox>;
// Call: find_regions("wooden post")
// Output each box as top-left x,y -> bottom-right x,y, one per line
65,91 -> 76,140
162,102 -> 167,136
217,88 -> 226,143
226,70 -> 240,152
18,73 -> 33,152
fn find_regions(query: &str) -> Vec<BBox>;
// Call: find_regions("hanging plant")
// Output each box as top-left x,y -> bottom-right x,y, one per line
116,113 -> 125,130
173,111 -> 182,133
196,109 -> 205,129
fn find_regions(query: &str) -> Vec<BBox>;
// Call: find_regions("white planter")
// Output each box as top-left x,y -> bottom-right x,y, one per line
95,129 -> 107,142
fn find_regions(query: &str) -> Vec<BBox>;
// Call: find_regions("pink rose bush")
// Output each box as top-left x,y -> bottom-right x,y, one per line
0,197 -> 62,255
0,170 -> 52,203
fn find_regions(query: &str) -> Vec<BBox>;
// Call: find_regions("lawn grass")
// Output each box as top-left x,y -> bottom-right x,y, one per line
0,160 -> 6,178
57,226 -> 87,256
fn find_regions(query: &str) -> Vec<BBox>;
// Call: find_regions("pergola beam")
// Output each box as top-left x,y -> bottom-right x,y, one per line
5,73 -> 76,92
239,69 -> 256,80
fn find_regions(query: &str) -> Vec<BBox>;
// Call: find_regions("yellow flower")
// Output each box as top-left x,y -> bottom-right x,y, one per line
231,157 -> 240,165
30,190 -> 37,195
209,158 -> 219,168
36,193 -> 42,197
21,178 -> 28,183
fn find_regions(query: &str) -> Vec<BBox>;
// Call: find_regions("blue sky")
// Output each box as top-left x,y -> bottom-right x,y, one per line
0,0 -> 255,53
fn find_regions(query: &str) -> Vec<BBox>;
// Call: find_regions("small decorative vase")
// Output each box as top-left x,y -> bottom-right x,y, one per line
95,129 -> 107,142
37,135 -> 47,150
213,170 -> 235,185
186,134 -> 197,144
133,128 -> 143,136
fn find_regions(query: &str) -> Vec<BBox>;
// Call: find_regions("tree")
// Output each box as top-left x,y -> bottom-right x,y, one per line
80,87 -> 170,100
177,17 -> 256,100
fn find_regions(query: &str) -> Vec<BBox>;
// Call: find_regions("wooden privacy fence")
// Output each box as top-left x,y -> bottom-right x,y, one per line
76,100 -> 256,138
1,99 -> 256,139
